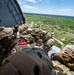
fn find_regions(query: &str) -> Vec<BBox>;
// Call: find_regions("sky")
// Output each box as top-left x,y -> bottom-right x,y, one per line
18,0 -> 74,16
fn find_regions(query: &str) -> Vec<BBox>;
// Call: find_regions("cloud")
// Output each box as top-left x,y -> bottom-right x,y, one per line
18,0 -> 26,6
23,4 -> 37,9
48,10 -> 53,12
18,0 -> 38,12
26,0 -> 36,3
26,0 -> 42,3
59,9 -> 72,12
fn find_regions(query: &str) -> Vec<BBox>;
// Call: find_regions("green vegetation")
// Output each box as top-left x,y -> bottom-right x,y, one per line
55,40 -> 62,48
24,13 -> 74,45
62,38 -> 74,44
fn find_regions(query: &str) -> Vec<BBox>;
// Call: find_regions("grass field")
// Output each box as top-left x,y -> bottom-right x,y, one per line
24,13 -> 74,45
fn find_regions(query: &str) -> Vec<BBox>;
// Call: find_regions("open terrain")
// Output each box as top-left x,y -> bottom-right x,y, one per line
24,13 -> 74,47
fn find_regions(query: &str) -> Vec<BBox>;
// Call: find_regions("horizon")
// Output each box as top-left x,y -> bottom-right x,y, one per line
18,0 -> 74,16
23,12 -> 74,17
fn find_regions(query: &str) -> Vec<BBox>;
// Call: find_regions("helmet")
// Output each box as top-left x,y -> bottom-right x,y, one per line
1,48 -> 56,75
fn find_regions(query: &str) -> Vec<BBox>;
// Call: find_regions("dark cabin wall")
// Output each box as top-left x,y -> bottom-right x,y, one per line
0,0 -> 25,27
